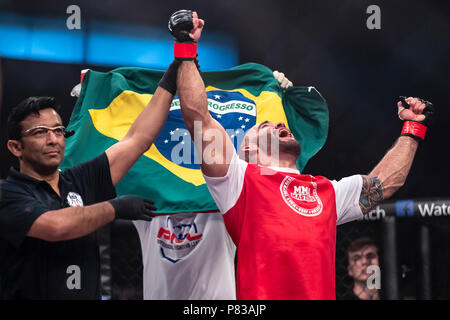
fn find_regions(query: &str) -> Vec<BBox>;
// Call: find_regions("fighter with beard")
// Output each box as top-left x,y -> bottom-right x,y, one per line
171,9 -> 433,299
239,120 -> 301,168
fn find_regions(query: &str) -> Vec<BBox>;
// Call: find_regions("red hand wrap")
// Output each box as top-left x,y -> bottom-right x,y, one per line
174,42 -> 197,59
401,121 -> 427,140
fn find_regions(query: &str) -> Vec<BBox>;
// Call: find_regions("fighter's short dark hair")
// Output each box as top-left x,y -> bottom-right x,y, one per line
7,96 -> 61,140
347,236 -> 378,253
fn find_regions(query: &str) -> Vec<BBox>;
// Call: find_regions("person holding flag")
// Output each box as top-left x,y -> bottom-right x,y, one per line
132,64 -> 294,300
172,10 -> 434,299
54,25 -> 311,300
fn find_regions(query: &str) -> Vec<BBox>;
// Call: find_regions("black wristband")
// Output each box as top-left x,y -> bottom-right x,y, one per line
158,59 -> 181,95
108,198 -> 122,219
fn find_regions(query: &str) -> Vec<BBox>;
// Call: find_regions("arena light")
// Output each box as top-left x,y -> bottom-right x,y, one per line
0,13 -> 30,59
0,12 -> 238,70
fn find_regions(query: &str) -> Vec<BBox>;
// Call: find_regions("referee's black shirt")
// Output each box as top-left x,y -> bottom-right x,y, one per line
0,153 -> 116,299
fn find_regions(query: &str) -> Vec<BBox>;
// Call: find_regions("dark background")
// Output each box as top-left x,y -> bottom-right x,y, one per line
1,0 -> 449,299
1,0 -> 449,196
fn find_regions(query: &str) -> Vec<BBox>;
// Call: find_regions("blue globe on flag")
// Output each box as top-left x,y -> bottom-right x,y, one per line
154,90 -> 257,169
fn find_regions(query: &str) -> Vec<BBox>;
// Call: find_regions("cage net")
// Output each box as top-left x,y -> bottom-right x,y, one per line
336,216 -> 450,300
420,218 -> 450,300
110,220 -> 143,300
335,219 -> 383,300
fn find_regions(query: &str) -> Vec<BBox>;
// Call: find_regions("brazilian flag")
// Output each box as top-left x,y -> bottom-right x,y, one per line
60,63 -> 329,214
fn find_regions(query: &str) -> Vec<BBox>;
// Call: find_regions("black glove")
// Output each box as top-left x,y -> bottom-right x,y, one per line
169,9 -> 195,43
158,59 -> 181,95
169,10 -> 198,61
399,96 -> 435,141
108,195 -> 156,221
399,96 -> 435,127
158,55 -> 200,95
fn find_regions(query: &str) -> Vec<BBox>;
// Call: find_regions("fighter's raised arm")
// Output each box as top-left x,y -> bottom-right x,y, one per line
358,97 -> 434,214
173,11 -> 235,178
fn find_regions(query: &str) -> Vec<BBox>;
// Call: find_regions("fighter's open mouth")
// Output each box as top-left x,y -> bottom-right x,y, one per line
279,129 -> 291,138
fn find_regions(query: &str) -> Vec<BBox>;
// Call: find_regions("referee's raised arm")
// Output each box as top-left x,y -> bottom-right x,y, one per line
105,85 -> 174,186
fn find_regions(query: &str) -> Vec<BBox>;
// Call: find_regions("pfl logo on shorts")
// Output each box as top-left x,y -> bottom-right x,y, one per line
67,192 -> 84,207
280,177 -> 323,217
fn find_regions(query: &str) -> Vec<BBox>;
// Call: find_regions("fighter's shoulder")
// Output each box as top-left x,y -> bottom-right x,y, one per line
329,174 -> 363,185
329,174 -> 363,194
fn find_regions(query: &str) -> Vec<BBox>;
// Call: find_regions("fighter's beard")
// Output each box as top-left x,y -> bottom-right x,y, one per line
278,139 -> 301,158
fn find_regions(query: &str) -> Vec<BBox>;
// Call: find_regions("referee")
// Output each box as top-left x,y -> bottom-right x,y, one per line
0,72 -> 175,299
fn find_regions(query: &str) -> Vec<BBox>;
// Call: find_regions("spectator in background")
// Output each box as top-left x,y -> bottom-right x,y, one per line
341,236 -> 381,300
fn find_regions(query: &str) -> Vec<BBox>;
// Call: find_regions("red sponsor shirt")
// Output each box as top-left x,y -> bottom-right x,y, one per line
204,153 -> 363,300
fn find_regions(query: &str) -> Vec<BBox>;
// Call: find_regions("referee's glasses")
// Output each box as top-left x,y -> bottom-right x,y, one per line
21,125 -> 67,139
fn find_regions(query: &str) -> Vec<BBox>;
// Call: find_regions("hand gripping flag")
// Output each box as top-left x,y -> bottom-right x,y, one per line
60,63 -> 329,214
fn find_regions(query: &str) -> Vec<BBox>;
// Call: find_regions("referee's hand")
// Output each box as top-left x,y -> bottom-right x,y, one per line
108,195 -> 156,221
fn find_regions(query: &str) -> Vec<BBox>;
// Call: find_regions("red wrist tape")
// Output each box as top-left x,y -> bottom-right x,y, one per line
174,42 -> 197,59
401,121 -> 427,140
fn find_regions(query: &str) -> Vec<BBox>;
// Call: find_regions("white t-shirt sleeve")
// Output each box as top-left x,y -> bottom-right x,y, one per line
132,220 -> 150,235
331,175 -> 363,225
203,152 -> 247,214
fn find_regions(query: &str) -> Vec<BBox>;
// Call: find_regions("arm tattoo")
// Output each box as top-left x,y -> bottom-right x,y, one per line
359,175 -> 384,215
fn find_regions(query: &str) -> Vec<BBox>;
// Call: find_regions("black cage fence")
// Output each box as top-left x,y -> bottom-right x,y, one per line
110,220 -> 144,300
336,219 -> 383,300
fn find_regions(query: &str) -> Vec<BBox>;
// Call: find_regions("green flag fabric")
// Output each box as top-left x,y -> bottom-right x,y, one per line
60,63 -> 329,213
